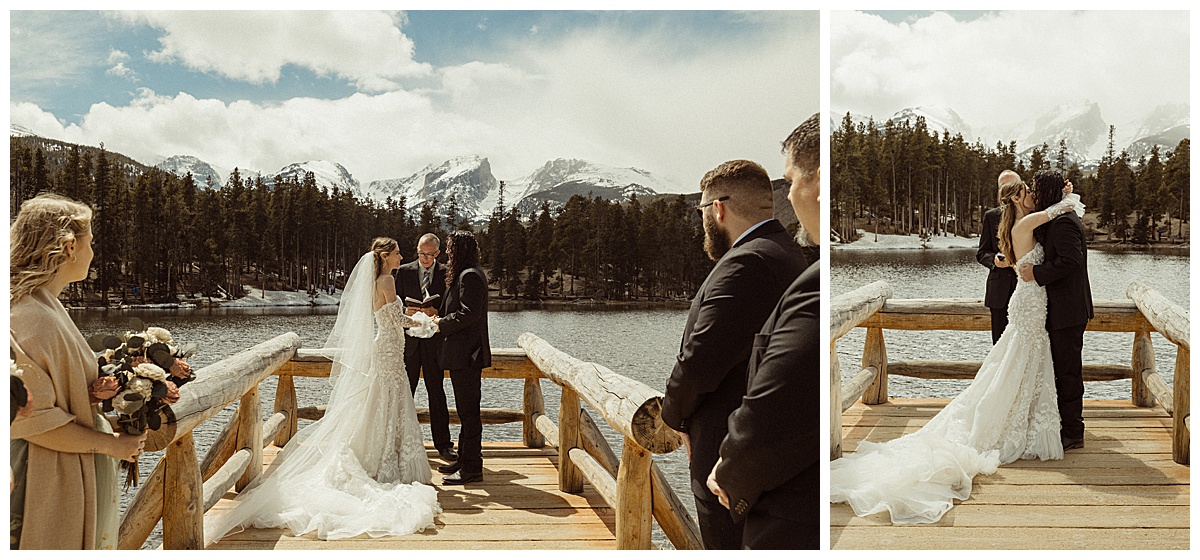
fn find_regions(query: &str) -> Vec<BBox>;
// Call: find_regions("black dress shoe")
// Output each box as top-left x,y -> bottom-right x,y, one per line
437,460 -> 461,474
438,447 -> 459,461
442,471 -> 483,485
1062,437 -> 1085,451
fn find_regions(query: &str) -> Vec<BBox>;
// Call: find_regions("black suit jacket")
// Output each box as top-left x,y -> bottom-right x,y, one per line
977,206 -> 1017,309
394,260 -> 447,358
438,266 -> 492,371
715,263 -> 819,533
661,220 -> 807,497
1033,212 -> 1094,330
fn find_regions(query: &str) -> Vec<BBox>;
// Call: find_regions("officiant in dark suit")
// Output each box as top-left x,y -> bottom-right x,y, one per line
396,233 -> 455,461
706,114 -> 820,549
661,158 -> 807,549
433,230 -> 491,485
977,170 -> 1022,344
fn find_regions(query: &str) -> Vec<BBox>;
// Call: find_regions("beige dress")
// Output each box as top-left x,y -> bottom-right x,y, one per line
10,288 -> 119,549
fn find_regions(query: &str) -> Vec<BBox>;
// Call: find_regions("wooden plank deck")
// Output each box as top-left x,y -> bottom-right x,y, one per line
832,399 -> 1190,550
206,441 -> 617,549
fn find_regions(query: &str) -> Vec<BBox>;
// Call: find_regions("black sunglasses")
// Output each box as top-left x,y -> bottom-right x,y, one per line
695,195 -> 730,217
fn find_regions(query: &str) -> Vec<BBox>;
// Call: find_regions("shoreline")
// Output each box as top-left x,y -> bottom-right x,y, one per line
67,296 -> 693,312
835,231 -> 1189,252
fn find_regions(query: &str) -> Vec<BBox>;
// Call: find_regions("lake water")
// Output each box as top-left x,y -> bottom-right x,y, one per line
832,246 -> 1189,401
71,306 -> 693,550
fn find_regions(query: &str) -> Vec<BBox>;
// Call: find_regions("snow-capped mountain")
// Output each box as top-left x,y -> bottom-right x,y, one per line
365,156 -> 681,223
364,155 -> 499,221
891,106 -> 973,139
505,158 -> 677,217
271,160 -> 360,194
10,124 -> 35,137
1119,103 -> 1190,161
1004,101 -> 1108,163
847,100 -> 1188,167
156,155 -> 222,189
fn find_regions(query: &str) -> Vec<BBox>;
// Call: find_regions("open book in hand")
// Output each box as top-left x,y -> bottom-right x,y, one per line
404,294 -> 441,308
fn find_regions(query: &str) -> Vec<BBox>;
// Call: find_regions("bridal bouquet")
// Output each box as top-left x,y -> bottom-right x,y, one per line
87,318 -> 198,487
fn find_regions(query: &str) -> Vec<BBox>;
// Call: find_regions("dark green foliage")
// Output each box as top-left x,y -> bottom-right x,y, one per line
831,113 -> 1189,244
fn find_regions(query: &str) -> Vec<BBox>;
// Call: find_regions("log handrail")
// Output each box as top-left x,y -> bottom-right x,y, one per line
832,281 -> 1190,466
118,333 -> 302,549
120,331 -> 700,549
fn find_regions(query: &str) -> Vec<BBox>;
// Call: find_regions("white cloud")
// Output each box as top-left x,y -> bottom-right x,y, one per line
832,10 -> 1189,136
115,11 -> 432,92
105,49 -> 136,79
12,13 -> 819,192
12,89 -> 500,185
433,20 -> 820,186
529,25 -> 538,35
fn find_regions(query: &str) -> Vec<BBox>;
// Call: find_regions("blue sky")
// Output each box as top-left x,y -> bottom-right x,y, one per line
10,10 -> 819,189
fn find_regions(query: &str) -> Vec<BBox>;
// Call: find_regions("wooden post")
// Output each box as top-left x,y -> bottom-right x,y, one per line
273,374 -> 298,447
1131,330 -> 1157,407
235,385 -> 262,491
862,327 -> 888,405
615,437 -> 652,549
162,432 -> 203,550
117,457 -> 167,549
830,343 -> 842,460
1173,346 -> 1189,465
523,377 -> 546,448
558,387 -> 584,493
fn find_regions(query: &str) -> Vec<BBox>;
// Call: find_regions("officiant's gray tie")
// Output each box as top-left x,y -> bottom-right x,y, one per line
421,269 -> 430,295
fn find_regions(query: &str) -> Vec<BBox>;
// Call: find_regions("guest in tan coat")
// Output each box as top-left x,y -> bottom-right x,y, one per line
9,193 -> 146,549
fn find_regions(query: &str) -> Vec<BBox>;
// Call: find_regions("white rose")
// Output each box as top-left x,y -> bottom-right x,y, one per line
146,327 -> 173,344
134,362 -> 168,382
127,376 -> 155,399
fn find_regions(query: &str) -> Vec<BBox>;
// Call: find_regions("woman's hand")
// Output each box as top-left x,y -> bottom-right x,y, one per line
107,431 -> 149,463
1063,180 -> 1073,195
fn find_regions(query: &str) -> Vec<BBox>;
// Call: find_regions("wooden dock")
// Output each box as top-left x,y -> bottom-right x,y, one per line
831,398 -> 1190,550
205,441 -> 618,550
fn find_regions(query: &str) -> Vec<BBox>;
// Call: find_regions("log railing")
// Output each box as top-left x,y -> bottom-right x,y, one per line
121,330 -> 701,550
831,280 -> 1190,466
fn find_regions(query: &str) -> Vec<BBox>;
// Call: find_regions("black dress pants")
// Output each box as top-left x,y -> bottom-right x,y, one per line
405,339 -> 452,451
989,307 -> 1009,344
1049,324 -> 1086,442
449,367 -> 483,473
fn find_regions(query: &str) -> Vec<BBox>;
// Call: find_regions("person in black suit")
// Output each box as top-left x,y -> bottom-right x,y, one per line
395,233 -> 456,461
705,113 -> 820,549
978,171 -> 1022,344
1018,170 -> 1094,451
433,230 -> 491,484
661,159 -> 808,549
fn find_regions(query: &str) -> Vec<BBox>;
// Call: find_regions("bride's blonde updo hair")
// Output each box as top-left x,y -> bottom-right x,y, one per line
371,237 -> 399,276
997,177 -> 1028,267
10,193 -> 94,303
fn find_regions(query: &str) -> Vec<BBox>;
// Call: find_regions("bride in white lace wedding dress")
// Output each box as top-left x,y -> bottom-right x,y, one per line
206,239 -> 441,542
830,180 -> 1085,524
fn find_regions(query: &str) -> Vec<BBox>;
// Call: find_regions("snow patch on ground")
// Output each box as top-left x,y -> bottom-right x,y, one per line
835,230 -> 979,251
221,286 -> 342,307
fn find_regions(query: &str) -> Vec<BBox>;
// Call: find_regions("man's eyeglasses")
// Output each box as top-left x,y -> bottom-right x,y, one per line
417,252 -> 439,259
695,195 -> 730,218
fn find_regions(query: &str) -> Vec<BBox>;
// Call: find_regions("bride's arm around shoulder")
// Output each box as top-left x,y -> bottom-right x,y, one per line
1015,192 -> 1085,236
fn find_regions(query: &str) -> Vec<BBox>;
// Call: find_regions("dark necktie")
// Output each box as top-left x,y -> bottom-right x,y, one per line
421,268 -> 431,295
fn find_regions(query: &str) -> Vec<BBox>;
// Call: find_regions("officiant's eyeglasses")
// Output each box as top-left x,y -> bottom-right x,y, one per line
695,195 -> 730,218
417,252 -> 439,258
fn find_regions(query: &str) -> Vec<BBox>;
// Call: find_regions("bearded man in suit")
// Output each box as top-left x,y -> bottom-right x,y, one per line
706,113 -> 820,549
661,158 -> 808,549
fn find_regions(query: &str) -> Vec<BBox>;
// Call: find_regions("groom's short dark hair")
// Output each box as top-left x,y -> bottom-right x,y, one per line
1032,170 -> 1065,212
